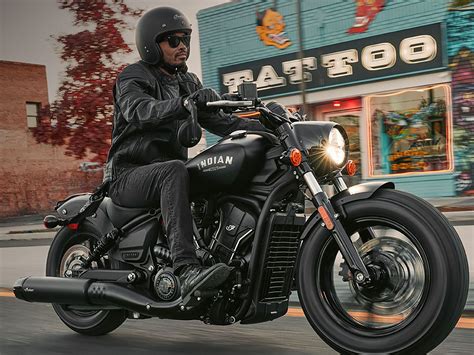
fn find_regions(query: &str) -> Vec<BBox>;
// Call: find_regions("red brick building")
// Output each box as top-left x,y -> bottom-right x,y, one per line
0,61 -> 101,217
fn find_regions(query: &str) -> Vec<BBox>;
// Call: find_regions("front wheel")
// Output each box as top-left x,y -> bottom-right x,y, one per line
46,224 -> 127,335
297,189 -> 469,354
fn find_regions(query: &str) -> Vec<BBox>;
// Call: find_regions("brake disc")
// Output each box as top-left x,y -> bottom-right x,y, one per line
349,236 -> 426,317
59,244 -> 92,278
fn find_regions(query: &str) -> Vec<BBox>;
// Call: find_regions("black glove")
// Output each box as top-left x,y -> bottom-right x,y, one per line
188,88 -> 221,112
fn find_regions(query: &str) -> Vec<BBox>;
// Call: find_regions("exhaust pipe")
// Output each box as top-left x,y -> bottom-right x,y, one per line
14,276 -> 182,315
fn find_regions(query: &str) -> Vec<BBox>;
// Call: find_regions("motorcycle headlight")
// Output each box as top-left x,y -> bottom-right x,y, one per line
326,128 -> 347,166
292,121 -> 349,177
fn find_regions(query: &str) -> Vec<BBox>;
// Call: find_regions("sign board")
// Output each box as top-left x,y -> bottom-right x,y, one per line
219,24 -> 445,97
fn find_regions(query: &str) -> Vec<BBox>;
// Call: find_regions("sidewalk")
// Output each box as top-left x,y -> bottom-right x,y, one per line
0,196 -> 472,241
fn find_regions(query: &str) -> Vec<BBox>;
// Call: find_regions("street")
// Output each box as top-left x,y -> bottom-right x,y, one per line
0,218 -> 473,354
1,293 -> 473,355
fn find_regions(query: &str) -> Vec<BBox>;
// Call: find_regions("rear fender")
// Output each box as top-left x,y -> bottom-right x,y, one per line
56,194 -> 113,236
56,194 -> 91,219
300,181 -> 395,240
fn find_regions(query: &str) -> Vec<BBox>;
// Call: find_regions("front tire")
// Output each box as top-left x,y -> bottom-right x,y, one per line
297,189 -> 469,354
46,224 -> 127,335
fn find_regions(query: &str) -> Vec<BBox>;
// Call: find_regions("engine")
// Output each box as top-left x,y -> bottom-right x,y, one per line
153,266 -> 180,301
193,200 -> 256,264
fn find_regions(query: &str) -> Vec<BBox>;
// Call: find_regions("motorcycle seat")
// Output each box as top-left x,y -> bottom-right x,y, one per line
102,197 -> 151,228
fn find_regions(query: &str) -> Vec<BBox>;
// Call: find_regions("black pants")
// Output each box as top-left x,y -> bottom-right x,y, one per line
108,160 -> 199,270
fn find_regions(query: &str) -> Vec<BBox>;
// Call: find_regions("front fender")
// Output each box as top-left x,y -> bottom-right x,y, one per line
299,181 -> 394,240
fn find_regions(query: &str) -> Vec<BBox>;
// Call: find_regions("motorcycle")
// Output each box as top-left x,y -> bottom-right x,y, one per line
14,83 -> 469,354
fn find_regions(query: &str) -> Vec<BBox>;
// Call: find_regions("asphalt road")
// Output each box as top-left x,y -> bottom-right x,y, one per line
0,295 -> 473,355
0,218 -> 473,355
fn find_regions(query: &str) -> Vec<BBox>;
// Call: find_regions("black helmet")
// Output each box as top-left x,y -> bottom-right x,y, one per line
135,7 -> 192,65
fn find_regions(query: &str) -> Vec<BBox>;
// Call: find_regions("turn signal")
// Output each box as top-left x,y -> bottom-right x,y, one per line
345,160 -> 357,176
43,215 -> 59,229
289,148 -> 302,167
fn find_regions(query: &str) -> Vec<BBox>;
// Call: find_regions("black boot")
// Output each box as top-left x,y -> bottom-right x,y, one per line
178,263 -> 233,302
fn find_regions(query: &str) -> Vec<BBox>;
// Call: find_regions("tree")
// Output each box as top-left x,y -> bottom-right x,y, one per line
34,0 -> 143,164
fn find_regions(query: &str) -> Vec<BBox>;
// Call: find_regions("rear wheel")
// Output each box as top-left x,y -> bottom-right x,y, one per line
46,224 -> 127,335
297,189 -> 469,354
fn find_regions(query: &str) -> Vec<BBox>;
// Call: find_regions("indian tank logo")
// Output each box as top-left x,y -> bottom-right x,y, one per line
256,8 -> 291,49
348,0 -> 385,34
197,155 -> 233,172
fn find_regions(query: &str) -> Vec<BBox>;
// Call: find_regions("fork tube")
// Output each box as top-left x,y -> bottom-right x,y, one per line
333,172 -> 348,193
332,173 -> 378,242
303,172 -> 323,195
301,168 -> 370,280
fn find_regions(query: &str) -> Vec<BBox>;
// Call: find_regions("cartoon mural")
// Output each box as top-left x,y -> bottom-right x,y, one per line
256,8 -> 291,49
447,6 -> 474,195
348,0 -> 386,34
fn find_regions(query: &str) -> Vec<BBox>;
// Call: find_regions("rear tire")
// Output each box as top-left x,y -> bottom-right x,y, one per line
297,189 -> 469,354
46,224 -> 127,335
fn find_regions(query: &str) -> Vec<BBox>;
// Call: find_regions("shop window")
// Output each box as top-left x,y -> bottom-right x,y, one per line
26,102 -> 40,128
366,85 -> 453,176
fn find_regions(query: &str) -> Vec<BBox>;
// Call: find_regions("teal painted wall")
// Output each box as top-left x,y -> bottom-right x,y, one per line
197,1 -> 463,197
370,174 -> 456,197
198,0 -> 450,91
198,0 -> 451,146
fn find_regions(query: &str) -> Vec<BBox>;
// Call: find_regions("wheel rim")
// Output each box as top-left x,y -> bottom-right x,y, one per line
56,233 -> 104,317
318,217 -> 430,333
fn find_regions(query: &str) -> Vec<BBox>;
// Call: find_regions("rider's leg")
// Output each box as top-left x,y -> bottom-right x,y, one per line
108,160 -> 232,299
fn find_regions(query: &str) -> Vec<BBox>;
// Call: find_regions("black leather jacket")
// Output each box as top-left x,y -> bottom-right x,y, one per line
104,61 -> 266,182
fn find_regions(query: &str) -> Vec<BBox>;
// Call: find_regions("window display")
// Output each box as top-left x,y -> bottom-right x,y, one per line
367,85 -> 453,176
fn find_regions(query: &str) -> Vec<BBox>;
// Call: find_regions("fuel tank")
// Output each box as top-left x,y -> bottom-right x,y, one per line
186,132 -> 268,195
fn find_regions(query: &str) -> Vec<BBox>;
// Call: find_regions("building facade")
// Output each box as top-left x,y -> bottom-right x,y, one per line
0,61 -> 101,217
198,0 -> 474,197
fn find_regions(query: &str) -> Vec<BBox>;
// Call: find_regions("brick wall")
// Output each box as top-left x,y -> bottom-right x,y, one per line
0,61 -> 101,217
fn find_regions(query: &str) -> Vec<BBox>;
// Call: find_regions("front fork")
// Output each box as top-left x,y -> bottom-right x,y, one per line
302,169 -> 371,282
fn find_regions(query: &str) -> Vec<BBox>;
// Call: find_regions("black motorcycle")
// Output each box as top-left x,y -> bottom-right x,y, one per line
14,84 -> 469,354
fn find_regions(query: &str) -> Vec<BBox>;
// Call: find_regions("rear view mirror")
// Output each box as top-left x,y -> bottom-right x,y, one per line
237,82 -> 258,101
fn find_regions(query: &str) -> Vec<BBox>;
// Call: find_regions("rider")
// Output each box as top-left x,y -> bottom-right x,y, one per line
104,7 -> 266,300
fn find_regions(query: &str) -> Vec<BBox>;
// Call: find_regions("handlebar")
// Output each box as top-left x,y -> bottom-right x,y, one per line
204,99 -> 301,127
206,100 -> 255,108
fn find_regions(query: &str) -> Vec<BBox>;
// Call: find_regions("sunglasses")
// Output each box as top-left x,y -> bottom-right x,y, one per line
164,34 -> 191,48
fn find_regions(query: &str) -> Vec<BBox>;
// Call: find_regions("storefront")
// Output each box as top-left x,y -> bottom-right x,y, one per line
198,0 -> 473,197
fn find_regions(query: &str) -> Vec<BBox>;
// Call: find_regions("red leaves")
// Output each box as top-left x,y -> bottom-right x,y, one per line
33,1 -> 143,163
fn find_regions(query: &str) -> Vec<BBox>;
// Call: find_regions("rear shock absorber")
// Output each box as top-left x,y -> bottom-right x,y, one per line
81,228 -> 121,268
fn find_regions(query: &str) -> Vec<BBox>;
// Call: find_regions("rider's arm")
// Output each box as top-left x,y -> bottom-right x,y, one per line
115,64 -> 188,129
189,76 -> 268,136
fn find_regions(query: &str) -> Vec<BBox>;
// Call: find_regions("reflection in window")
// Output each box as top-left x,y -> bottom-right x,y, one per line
367,85 -> 452,176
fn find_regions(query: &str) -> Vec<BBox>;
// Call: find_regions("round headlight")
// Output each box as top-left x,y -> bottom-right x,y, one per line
326,128 -> 346,166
